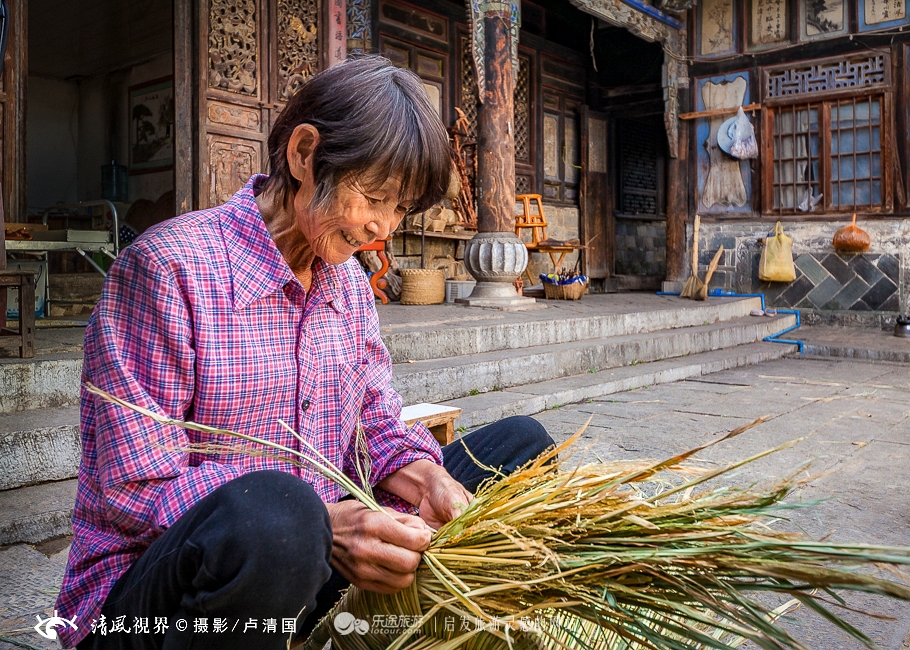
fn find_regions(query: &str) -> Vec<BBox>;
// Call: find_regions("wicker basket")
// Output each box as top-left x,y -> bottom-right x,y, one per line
400,269 -> 446,305
543,280 -> 586,300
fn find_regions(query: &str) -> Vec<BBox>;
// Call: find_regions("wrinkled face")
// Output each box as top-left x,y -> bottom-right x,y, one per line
293,172 -> 413,266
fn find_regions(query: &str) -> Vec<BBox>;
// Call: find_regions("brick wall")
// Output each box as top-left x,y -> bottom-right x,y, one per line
615,219 -> 666,276
694,219 -> 909,327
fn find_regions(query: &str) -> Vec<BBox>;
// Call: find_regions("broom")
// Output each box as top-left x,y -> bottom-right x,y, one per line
85,384 -> 910,650
694,245 -> 724,301
680,215 -> 702,299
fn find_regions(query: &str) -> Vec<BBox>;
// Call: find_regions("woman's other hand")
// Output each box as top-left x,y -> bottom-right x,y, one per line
378,459 -> 473,530
326,500 -> 432,593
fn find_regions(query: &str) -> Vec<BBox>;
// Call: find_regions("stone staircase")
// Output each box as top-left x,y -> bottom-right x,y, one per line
0,295 -> 797,547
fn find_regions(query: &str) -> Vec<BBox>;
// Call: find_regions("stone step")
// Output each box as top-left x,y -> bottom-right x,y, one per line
0,479 -> 76,545
392,314 -> 796,404
444,341 -> 797,429
0,405 -> 81,490
0,341 -> 797,547
0,353 -> 83,414
382,296 -> 761,363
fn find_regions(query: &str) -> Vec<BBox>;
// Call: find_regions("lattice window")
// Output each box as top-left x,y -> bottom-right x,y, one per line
765,53 -> 888,100
767,96 -> 888,213
459,35 -> 479,140
617,120 -> 664,218
514,56 -> 530,162
763,52 -> 892,215
516,174 -> 532,194
771,104 -> 821,211
277,0 -> 320,102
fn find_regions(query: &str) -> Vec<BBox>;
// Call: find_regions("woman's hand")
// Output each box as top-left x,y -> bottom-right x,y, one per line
326,500 -> 433,593
378,460 -> 473,530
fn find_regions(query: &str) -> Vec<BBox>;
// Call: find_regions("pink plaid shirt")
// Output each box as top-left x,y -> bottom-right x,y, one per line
55,175 -> 442,647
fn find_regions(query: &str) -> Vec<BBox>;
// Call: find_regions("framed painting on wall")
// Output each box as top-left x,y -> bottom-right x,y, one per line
799,0 -> 849,40
748,0 -> 790,49
698,0 -> 737,57
129,77 -> 175,174
858,0 -> 910,31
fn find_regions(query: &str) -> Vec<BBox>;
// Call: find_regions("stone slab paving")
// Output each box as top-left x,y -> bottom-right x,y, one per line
2,354 -> 908,649
801,325 -> 910,364
534,355 -> 910,649
0,541 -> 70,650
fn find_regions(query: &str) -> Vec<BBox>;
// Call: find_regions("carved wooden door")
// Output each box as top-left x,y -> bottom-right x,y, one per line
580,107 -> 612,280
184,0 -> 325,211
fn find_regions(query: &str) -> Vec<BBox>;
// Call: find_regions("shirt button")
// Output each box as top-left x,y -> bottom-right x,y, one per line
301,399 -> 311,411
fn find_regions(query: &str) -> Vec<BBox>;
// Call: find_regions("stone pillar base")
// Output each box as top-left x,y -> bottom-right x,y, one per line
458,232 -> 537,309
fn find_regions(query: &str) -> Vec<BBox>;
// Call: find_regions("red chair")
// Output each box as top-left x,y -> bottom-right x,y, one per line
357,238 -> 391,304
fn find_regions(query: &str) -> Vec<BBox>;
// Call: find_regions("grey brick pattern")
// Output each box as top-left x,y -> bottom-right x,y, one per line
755,252 -> 900,311
615,220 -> 666,276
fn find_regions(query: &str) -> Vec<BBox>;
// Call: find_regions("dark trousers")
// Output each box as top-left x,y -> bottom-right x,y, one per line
76,416 -> 553,650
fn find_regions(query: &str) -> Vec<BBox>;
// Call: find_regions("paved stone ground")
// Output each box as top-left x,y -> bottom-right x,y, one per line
534,355 -> 910,649
2,354 -> 909,649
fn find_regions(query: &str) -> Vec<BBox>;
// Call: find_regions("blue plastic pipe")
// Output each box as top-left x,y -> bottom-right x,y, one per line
657,289 -> 804,354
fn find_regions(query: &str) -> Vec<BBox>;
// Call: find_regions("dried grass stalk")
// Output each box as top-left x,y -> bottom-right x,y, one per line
84,384 -> 910,650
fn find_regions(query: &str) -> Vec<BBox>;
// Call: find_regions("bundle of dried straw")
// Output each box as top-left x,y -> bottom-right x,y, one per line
86,384 -> 910,650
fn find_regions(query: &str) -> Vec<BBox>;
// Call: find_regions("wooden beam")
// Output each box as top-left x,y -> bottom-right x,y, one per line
679,103 -> 762,120
665,88 -> 689,283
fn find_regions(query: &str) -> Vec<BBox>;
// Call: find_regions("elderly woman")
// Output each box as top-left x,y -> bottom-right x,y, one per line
58,57 -> 552,650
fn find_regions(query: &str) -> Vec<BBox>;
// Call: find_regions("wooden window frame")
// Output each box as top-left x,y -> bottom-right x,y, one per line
760,53 -> 894,216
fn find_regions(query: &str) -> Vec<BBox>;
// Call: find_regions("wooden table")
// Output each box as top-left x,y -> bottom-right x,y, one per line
0,270 -> 37,358
401,403 -> 462,446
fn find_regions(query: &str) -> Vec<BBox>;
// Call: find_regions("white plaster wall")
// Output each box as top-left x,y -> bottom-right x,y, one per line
26,77 -> 79,212
74,52 -> 173,205
124,54 -> 174,204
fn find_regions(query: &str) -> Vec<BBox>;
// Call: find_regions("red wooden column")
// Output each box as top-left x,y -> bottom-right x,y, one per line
476,4 -> 514,234
458,2 -> 534,307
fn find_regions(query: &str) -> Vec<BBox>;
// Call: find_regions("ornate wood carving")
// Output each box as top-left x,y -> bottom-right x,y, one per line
208,137 -> 261,206
208,0 -> 259,95
569,0 -> 685,158
277,0 -> 320,101
765,52 -> 888,100
207,102 -> 262,129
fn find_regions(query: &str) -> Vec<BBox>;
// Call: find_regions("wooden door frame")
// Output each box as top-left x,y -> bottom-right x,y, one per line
174,0 -> 196,214
2,0 -> 26,223
580,106 -> 612,280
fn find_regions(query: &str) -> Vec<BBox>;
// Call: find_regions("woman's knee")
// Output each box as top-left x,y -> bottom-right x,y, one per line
499,416 -> 555,458
200,470 -> 332,569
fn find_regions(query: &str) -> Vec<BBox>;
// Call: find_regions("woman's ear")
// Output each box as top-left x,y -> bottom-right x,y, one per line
286,124 -> 320,182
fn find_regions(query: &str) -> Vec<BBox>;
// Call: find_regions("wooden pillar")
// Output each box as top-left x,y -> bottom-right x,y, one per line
2,0 -> 27,222
476,5 -> 514,234
665,87 -> 689,283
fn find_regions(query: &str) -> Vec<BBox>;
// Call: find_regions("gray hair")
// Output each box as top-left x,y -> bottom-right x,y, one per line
263,55 -> 452,216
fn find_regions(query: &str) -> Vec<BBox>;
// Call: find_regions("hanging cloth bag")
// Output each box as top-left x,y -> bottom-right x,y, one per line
832,213 -> 871,252
759,221 -> 796,282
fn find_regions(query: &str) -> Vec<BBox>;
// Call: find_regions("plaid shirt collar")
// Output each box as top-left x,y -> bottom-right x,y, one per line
221,174 -> 347,314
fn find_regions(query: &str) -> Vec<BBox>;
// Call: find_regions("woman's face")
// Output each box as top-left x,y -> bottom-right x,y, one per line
293,172 -> 413,266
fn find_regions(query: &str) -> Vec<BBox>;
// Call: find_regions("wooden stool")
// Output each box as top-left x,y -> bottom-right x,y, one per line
401,403 -> 462,446
0,271 -> 37,358
357,238 -> 391,304
514,194 -> 548,245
